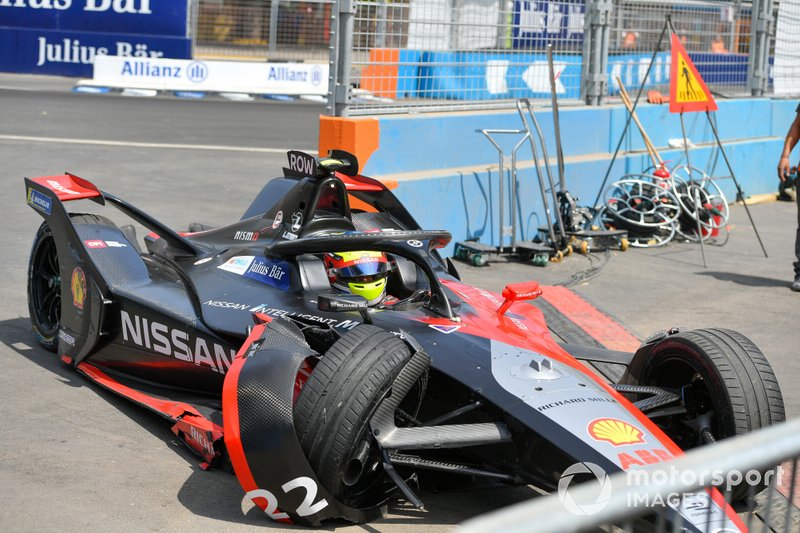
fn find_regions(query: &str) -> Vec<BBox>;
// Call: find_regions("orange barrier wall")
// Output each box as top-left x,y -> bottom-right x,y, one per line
318,116 -> 380,175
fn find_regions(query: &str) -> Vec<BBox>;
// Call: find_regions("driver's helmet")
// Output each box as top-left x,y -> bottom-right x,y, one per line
324,251 -> 391,305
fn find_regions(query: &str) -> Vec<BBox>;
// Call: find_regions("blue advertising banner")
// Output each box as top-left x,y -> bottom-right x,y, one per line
0,28 -> 191,77
512,0 -> 585,50
608,52 -> 671,95
0,0 -> 188,36
415,51 -> 673,101
688,52 -> 748,86
417,51 -> 582,100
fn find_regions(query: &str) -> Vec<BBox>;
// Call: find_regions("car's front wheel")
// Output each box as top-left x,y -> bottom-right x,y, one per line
626,328 -> 784,500
293,325 -> 414,510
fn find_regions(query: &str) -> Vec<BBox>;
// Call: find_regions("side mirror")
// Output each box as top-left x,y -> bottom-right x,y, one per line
317,293 -> 369,312
497,281 -> 542,316
317,293 -> 373,324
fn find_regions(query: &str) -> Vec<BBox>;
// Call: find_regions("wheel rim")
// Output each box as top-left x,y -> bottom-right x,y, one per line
670,167 -> 730,230
604,178 -> 681,228
30,235 -> 60,337
644,355 -> 727,449
605,211 -> 676,248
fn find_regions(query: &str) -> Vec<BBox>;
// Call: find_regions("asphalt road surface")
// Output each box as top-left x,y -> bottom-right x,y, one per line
1,76 -> 797,532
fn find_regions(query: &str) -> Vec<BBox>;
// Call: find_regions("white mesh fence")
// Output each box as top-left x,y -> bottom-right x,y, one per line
189,0 -> 800,112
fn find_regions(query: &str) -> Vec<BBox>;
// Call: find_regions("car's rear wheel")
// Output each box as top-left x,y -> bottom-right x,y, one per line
628,328 -> 784,500
27,214 -> 117,352
293,325 -> 413,510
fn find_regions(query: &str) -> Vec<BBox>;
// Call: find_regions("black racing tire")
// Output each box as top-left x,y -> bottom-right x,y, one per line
633,328 -> 784,500
293,325 -> 412,509
27,214 -> 117,352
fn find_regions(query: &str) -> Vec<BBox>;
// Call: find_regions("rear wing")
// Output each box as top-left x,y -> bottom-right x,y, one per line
28,173 -> 103,205
25,173 -> 203,257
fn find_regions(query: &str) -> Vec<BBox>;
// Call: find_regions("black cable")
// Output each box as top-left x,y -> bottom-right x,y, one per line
556,248 -> 612,287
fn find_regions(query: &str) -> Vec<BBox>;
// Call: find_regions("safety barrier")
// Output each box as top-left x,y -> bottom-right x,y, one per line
460,418 -> 800,533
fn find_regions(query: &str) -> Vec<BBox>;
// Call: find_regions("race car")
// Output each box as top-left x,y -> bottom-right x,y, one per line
24,149 -> 784,529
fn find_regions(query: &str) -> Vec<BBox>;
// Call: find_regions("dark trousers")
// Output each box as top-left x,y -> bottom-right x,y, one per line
796,191 -> 800,276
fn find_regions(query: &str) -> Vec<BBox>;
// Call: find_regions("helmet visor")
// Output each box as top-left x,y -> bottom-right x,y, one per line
336,261 -> 391,281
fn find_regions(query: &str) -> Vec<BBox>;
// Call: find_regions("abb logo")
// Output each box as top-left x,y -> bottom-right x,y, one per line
619,448 -> 673,469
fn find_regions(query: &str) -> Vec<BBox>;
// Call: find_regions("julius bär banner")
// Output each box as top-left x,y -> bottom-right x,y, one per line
0,0 -> 191,77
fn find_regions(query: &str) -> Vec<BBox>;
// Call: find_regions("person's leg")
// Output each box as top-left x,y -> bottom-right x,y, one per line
793,191 -> 800,290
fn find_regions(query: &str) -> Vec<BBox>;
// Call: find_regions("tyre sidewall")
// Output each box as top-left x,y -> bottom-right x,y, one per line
27,221 -> 59,352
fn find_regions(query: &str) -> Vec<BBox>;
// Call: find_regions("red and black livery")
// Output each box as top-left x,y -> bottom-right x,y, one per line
23,150 -> 784,529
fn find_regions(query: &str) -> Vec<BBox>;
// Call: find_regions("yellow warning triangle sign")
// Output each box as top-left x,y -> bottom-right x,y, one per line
669,33 -> 717,113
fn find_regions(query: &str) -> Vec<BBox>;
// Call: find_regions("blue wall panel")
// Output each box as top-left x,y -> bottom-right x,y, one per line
370,106 -> 612,176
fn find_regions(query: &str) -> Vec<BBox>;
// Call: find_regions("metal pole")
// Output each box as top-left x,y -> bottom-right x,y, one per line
500,153 -> 506,251
597,2 -> 610,106
327,0 -> 355,117
337,0 -> 355,117
728,0 -> 740,53
679,112 -> 708,268
189,0 -> 198,59
581,0 -> 611,105
523,100 -> 568,249
449,0 -> 458,50
511,135 -> 531,247
705,111 -> 769,258
547,45 -> 566,192
579,0 -> 593,103
326,0 -> 339,116
269,0 -> 279,55
376,0 -> 388,48
748,0 -> 774,96
516,101 -> 560,250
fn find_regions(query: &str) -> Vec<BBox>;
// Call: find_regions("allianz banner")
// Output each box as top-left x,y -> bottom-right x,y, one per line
0,0 -> 191,77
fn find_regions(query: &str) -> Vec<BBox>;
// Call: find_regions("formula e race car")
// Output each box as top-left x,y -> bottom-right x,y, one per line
24,150 -> 784,529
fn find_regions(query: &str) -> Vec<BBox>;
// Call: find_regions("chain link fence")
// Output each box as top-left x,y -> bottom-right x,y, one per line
609,0 -> 754,99
350,0 -> 590,114
189,0 -> 800,114
773,0 -> 800,95
195,0 -> 331,62
343,0 -> 766,115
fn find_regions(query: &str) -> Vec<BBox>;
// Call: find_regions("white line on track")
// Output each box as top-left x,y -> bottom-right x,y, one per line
0,134 -> 313,154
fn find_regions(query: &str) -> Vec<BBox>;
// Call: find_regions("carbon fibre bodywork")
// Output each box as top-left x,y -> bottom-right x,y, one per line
22,152 -> 748,529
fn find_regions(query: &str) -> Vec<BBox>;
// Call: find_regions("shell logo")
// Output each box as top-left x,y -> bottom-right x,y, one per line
587,418 -> 645,446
